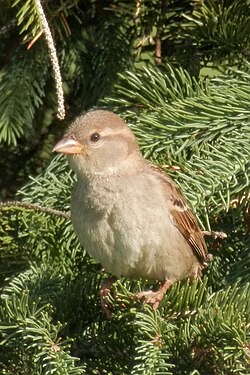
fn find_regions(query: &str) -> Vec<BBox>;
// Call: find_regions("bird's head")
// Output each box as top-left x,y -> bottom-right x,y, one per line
53,110 -> 141,178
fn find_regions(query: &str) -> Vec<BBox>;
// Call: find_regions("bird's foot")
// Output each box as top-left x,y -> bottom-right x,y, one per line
136,280 -> 172,309
100,276 -> 117,318
136,290 -> 165,309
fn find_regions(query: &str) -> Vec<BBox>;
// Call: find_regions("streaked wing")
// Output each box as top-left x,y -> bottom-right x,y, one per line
149,163 -> 208,265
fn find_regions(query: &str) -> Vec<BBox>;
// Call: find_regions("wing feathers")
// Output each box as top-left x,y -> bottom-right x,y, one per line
149,163 -> 208,265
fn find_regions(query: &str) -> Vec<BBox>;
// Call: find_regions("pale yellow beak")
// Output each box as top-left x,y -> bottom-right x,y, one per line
53,137 -> 83,154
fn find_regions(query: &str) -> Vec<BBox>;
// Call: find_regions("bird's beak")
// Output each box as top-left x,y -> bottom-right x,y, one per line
53,137 -> 83,154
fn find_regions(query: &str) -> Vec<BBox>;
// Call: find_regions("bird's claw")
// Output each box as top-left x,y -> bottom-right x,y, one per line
136,290 -> 165,309
100,276 -> 117,318
135,280 -> 172,309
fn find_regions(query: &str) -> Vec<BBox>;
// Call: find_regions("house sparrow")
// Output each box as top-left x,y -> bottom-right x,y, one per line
53,110 -> 209,311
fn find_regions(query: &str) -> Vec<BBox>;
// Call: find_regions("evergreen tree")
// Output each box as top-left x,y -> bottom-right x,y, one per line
0,1 -> 249,374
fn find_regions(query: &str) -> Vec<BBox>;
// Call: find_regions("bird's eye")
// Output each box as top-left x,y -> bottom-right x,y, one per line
90,132 -> 100,142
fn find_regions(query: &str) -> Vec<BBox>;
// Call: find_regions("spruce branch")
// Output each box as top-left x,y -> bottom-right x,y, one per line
0,265 -> 85,374
104,66 -> 250,221
11,0 -> 41,41
0,48 -> 47,145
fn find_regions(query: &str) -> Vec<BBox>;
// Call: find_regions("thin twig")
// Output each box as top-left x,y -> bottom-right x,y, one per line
134,0 -> 142,24
155,31 -> 162,65
202,231 -> 227,239
35,0 -> 65,120
0,201 -> 70,219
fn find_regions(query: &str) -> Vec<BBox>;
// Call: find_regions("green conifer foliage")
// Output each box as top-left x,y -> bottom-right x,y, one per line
0,1 -> 249,373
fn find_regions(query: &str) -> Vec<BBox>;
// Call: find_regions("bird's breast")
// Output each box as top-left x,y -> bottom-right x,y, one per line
70,175 -> 199,281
